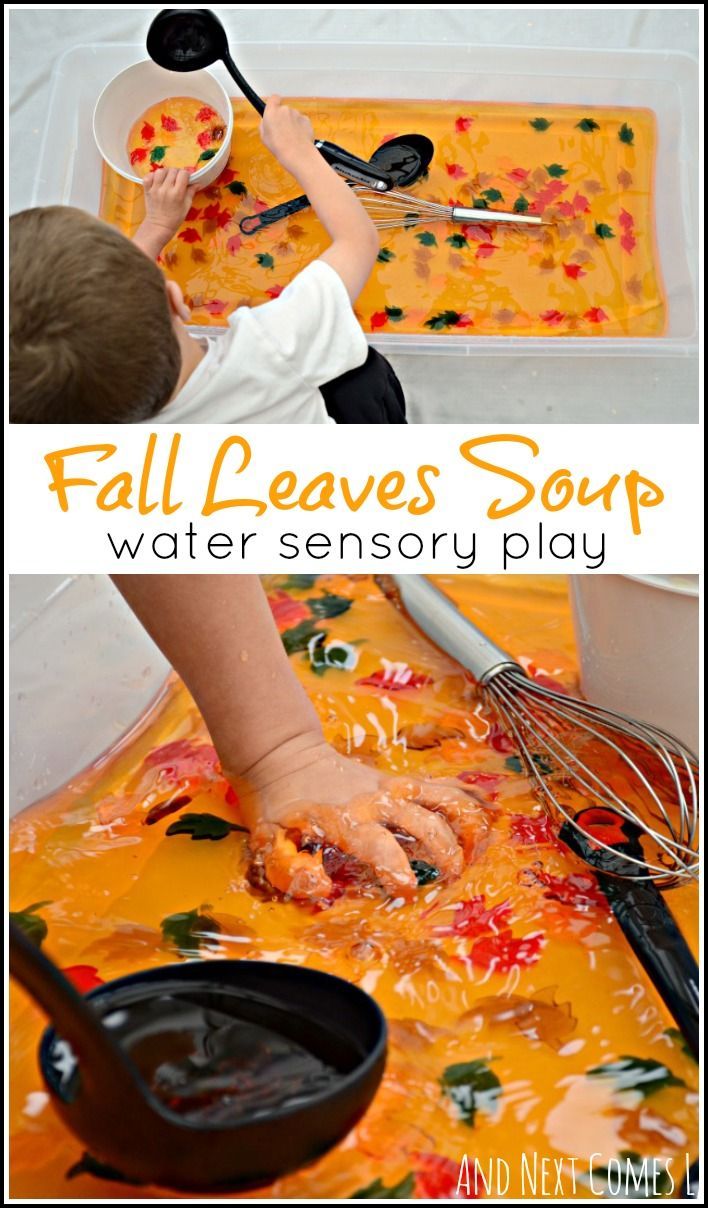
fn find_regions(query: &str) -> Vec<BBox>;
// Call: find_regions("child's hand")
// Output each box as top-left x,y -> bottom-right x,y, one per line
259,95 -> 316,176
236,739 -> 488,902
134,168 -> 196,259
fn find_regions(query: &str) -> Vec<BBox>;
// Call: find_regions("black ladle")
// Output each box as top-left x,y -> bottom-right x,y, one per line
560,810 -> 699,1061
239,132 -> 435,235
146,9 -> 393,191
10,922 -> 386,1191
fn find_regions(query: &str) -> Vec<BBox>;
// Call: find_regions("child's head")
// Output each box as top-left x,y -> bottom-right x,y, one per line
10,206 -> 185,422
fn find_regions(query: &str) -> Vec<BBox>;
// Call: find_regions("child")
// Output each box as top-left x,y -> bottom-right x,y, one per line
10,97 -> 406,425
112,575 -> 483,902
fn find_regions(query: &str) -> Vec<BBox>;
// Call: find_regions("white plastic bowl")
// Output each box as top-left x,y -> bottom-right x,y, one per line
93,59 -> 233,188
569,574 -> 699,750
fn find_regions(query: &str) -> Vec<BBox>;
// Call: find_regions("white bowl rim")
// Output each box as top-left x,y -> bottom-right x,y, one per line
621,573 -> 699,598
92,58 -> 234,187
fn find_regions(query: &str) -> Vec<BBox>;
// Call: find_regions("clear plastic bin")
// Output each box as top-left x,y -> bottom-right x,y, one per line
33,40 -> 697,360
9,576 -> 167,816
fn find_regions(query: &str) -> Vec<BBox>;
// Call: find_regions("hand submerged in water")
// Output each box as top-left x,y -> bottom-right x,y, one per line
134,167 -> 196,259
231,735 -> 488,903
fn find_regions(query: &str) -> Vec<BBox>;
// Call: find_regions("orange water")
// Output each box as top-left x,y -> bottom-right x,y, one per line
126,97 -> 228,178
103,98 -> 666,337
9,575 -> 697,1198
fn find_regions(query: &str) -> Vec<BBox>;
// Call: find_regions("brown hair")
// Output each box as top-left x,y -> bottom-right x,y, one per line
10,207 -> 182,422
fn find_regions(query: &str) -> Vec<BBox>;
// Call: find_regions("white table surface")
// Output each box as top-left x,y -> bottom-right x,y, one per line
9,6 -> 700,421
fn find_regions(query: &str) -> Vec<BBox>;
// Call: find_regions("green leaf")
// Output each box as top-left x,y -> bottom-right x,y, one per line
482,188 -> 503,202
377,248 -> 395,263
530,117 -> 552,131
281,618 -> 321,655
471,197 -> 489,210
415,231 -> 437,247
10,901 -> 52,948
594,223 -> 615,240
619,122 -> 635,145
161,907 -> 221,955
198,149 -> 217,162
513,195 -> 529,214
281,575 -> 318,590
306,594 -> 352,620
424,310 -> 462,331
505,753 -> 555,776
150,146 -> 167,163
664,1027 -> 698,1062
385,306 -> 405,322
255,252 -> 275,269
545,163 -> 567,178
446,233 -> 468,249
576,118 -> 600,132
165,812 -> 247,841
587,1057 -> 685,1099
226,180 -> 247,196
352,1173 -> 416,1199
411,860 -> 440,886
441,1059 -> 501,1126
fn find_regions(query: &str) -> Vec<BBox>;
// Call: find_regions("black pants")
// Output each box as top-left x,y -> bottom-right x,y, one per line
320,348 -> 407,424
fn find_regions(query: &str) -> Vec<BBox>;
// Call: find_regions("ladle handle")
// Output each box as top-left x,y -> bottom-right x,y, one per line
223,48 -> 265,115
240,193 -> 311,235
9,922 -> 150,1107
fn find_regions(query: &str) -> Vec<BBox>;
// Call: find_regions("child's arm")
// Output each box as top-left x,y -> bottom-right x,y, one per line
260,96 -> 380,301
133,168 -> 196,259
112,575 -> 479,902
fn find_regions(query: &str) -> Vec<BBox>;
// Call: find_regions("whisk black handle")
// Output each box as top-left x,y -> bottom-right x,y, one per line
560,814 -> 699,1061
239,194 -> 311,235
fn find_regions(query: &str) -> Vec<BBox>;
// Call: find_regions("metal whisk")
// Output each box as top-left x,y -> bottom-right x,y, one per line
388,574 -> 699,1056
352,186 -> 546,231
390,575 -> 698,886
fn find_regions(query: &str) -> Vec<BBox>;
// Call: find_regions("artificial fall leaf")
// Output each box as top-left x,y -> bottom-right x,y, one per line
529,117 -> 552,131
588,1057 -> 685,1099
440,1058 -> 501,1126
165,812 -> 247,841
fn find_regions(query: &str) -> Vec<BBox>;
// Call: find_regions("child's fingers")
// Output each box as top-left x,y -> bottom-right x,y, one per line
252,823 -> 333,900
377,798 -> 463,879
334,821 -> 418,898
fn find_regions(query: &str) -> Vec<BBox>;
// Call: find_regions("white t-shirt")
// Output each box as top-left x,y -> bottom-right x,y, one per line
155,259 -> 368,424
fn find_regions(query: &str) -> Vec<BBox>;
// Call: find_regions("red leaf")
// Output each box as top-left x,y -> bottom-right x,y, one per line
224,785 -> 240,807
584,307 -> 608,323
618,208 -> 634,230
216,166 -> 236,186
508,167 -> 530,184
196,106 -> 216,123
161,114 -> 180,132
532,869 -> 606,910
556,201 -> 576,218
370,310 -> 388,330
414,1153 -> 477,1199
141,122 -> 155,142
178,228 -> 202,244
253,198 -> 269,213
265,283 -> 284,299
63,965 -> 104,993
488,724 -> 515,754
475,242 -> 497,259
563,263 -> 586,279
143,740 -> 221,783
185,206 -> 201,222
509,813 -> 559,846
268,590 -> 311,632
204,299 -> 227,315
226,234 -> 242,255
468,928 -> 544,972
455,116 -> 474,133
620,232 -> 636,254
572,192 -> 590,213
462,223 -> 494,242
445,163 -> 467,180
455,314 -> 474,327
357,666 -> 432,691
540,309 -> 566,326
456,770 -> 505,801
130,147 -> 148,166
434,895 -> 512,938
197,129 -> 214,149
202,201 -> 221,220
